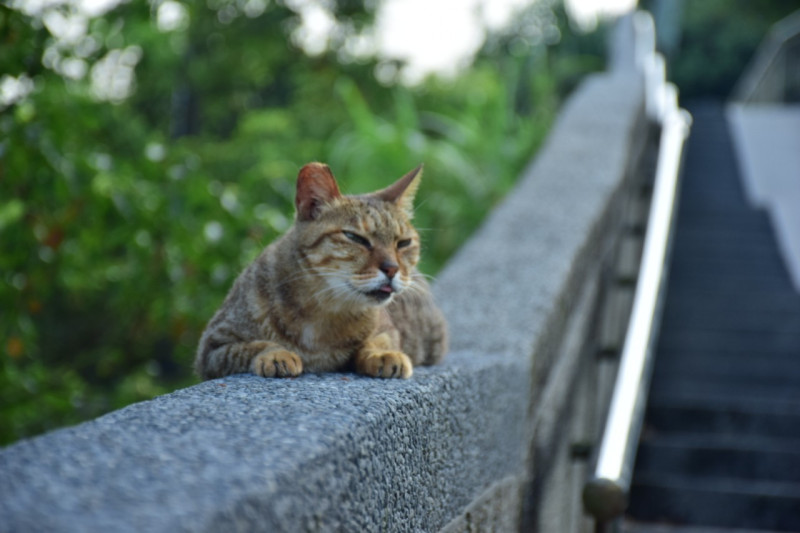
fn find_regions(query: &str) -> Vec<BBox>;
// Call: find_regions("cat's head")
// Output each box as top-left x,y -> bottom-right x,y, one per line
292,162 -> 423,309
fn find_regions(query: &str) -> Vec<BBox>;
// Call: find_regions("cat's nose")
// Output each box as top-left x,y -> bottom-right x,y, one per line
380,261 -> 399,279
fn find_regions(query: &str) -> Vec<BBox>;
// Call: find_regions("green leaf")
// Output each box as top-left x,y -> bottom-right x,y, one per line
0,200 -> 25,232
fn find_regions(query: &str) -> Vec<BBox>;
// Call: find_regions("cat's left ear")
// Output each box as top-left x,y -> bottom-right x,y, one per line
296,162 -> 342,221
375,164 -> 423,218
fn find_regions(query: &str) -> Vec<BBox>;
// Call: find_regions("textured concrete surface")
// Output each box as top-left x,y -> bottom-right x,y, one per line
1,357 -> 528,533
727,104 -> 800,291
437,72 -> 645,360
0,71 -> 646,532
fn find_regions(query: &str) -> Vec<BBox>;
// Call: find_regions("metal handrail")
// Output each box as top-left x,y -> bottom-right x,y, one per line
582,82 -> 692,527
732,9 -> 800,103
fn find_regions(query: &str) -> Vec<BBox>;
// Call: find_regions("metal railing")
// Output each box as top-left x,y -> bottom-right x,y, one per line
582,11 -> 692,532
732,9 -> 800,103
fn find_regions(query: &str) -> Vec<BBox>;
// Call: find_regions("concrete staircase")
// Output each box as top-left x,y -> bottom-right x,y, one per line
624,103 -> 800,532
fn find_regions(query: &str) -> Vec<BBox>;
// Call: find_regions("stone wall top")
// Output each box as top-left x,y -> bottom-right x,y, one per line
0,69 -> 646,532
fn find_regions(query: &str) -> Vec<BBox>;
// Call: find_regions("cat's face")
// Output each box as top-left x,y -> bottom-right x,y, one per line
293,163 -> 422,310
298,198 -> 420,308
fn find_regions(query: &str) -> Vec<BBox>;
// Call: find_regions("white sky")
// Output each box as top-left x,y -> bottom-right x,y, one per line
295,0 -> 638,83
374,0 -> 532,81
566,0 -> 639,29
377,0 -> 639,81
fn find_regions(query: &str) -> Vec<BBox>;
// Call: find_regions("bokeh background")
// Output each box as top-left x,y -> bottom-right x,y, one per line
1,0 -> 796,445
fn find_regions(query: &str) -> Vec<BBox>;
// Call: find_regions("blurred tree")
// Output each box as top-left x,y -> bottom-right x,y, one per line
0,0 -> 604,445
645,0 -> 800,99
0,0 -> 380,444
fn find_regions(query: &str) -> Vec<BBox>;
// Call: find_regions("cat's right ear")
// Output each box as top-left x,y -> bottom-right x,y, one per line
296,162 -> 342,221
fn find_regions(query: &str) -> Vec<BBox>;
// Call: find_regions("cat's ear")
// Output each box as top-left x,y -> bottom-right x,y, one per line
375,164 -> 423,217
296,162 -> 342,221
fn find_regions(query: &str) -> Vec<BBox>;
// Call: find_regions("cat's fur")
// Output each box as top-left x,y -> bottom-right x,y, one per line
194,162 -> 448,380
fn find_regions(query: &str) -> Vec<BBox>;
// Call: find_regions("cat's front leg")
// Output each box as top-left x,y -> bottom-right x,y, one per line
197,338 -> 303,379
354,332 -> 413,379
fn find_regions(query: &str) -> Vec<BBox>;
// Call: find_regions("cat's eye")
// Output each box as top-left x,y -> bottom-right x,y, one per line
343,231 -> 372,249
397,239 -> 413,249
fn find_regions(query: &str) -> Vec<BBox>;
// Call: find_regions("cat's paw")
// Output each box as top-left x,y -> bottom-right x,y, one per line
251,350 -> 303,378
357,350 -> 413,379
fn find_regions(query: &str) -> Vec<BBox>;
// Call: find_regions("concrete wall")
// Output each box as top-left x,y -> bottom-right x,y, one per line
0,34 -> 652,533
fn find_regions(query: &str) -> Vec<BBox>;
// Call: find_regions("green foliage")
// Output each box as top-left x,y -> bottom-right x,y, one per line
0,0 -> 602,445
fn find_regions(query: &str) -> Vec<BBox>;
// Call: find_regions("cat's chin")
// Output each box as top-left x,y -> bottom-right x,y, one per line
364,288 -> 394,304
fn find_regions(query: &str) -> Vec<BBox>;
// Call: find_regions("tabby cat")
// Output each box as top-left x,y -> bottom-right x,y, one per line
195,162 -> 448,380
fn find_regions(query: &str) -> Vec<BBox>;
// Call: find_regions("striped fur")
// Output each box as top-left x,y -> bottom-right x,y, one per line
195,163 -> 448,380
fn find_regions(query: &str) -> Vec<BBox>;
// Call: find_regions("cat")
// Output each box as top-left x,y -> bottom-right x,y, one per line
194,162 -> 448,380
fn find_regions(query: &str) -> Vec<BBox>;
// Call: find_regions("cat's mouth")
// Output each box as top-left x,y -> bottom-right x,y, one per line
365,284 -> 394,302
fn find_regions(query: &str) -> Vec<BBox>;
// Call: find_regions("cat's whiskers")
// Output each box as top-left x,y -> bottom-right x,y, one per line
269,266 -> 347,292
313,279 -> 366,310
408,276 -> 437,296
267,266 -> 371,313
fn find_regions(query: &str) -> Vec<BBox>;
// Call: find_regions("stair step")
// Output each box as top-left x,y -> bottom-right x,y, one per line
654,345 -> 800,363
679,193 -> 749,212
668,258 -> 790,282
645,391 -> 800,414
650,353 -> 800,388
634,436 -> 800,483
622,520 -> 791,533
661,303 -> 800,326
663,286 -> 800,307
672,226 -> 779,246
674,209 -> 772,226
662,274 -> 793,292
659,314 -> 800,334
649,375 -> 800,398
645,397 -> 800,438
649,378 -> 800,403
671,232 -> 781,252
652,345 -> 800,361
655,328 -> 800,354
670,254 -> 789,276
627,474 -> 800,531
